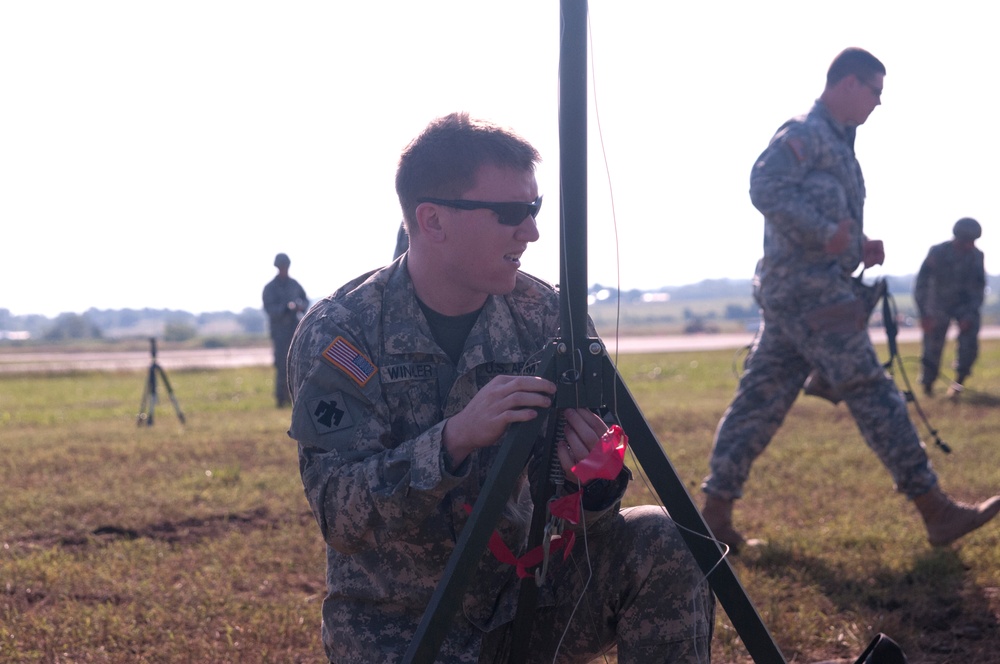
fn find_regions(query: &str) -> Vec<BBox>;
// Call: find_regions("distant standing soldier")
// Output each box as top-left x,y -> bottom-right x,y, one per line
262,253 -> 309,407
914,217 -> 986,398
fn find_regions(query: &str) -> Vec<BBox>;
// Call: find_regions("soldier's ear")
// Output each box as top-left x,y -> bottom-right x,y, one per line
415,202 -> 447,242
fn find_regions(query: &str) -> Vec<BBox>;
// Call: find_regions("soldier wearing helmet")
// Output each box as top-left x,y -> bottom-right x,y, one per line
914,217 -> 986,397
262,253 -> 309,407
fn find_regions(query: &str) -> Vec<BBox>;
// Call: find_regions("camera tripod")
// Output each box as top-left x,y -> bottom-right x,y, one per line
137,337 -> 186,426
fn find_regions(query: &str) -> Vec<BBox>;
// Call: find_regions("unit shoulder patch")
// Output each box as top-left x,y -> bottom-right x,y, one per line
308,390 -> 356,435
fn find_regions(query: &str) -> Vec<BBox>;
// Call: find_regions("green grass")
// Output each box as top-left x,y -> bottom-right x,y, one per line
2,341 -> 999,662
1,366 -> 323,663
618,341 -> 1000,663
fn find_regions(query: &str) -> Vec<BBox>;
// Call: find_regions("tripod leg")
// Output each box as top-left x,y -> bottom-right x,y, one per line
155,364 -> 187,425
148,365 -> 157,426
137,365 -> 157,426
403,347 -> 557,664
506,410 -> 564,663
406,416 -> 548,664
137,377 -> 150,425
608,355 -> 785,663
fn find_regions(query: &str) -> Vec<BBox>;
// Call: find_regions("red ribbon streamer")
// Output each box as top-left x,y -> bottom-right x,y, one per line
464,498 -> 579,579
571,424 -> 627,484
462,424 -> 628,579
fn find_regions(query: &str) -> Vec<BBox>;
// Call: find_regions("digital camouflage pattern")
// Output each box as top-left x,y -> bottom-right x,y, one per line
914,239 -> 985,384
702,101 -> 939,501
287,257 -> 714,663
477,505 -> 714,664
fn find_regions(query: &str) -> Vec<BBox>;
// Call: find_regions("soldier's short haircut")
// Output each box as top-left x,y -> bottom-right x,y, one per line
395,112 -> 540,230
826,47 -> 886,87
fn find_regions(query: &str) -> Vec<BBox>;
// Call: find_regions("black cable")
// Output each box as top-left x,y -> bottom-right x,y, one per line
881,290 -> 952,454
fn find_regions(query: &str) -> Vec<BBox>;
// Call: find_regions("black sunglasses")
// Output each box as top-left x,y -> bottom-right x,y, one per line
416,196 -> 542,227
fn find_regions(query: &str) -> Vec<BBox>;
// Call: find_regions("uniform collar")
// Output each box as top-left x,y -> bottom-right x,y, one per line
381,257 -> 530,369
811,99 -> 857,150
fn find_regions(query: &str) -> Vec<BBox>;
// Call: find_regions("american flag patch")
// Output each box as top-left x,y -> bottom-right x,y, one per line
322,336 -> 377,387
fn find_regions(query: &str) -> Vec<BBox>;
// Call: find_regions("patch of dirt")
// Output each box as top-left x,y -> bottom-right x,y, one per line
10,507 -> 315,550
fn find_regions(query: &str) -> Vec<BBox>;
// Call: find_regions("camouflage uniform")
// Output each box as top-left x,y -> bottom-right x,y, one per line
914,239 -> 985,386
263,275 -> 308,406
288,258 -> 714,663
702,101 -> 938,501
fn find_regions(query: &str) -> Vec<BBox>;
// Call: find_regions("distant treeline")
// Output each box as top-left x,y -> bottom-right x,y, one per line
3,274 -> 999,343
593,274 -> 979,303
0,307 -> 267,343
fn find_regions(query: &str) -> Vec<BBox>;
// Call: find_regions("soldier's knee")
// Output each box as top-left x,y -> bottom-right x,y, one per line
619,506 -> 696,569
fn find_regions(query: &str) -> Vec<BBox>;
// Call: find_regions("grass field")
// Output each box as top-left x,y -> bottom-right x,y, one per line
2,339 -> 999,663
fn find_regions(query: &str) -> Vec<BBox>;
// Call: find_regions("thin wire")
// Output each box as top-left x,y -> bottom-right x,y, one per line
881,291 -> 952,453
626,444 -> 733,570
549,492 -> 600,664
588,2 -> 731,581
545,9 -> 716,664
555,10 -> 577,378
550,13 -> 594,662
625,447 -> 728,664
587,10 -> 622,404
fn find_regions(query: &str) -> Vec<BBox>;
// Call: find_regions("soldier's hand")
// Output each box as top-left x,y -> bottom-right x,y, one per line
442,375 -> 556,465
921,317 -> 936,333
824,218 -> 854,255
863,239 -> 885,267
556,408 -> 609,481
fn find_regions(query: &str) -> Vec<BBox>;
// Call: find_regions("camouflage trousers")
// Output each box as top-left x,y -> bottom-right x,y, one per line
478,505 -> 715,664
271,329 -> 294,406
920,312 -> 981,385
703,304 -> 938,501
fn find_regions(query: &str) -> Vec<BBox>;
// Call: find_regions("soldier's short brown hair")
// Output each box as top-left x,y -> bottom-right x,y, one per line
826,47 -> 886,87
395,113 -> 540,230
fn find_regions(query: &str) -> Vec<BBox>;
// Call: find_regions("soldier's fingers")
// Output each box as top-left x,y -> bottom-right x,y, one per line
557,439 -> 578,476
561,409 -> 606,451
489,374 -> 556,396
563,408 -> 608,436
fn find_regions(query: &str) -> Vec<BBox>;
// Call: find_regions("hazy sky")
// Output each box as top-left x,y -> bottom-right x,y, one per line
3,1 -> 997,318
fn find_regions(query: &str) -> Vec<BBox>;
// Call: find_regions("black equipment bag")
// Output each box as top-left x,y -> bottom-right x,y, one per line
853,632 -> 908,664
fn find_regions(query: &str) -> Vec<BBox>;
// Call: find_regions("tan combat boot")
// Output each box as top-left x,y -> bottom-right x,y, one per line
702,494 -> 746,552
913,486 -> 1000,546
946,373 -> 968,400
